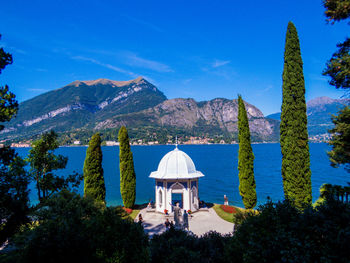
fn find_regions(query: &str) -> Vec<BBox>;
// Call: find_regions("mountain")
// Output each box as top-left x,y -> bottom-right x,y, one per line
266,96 -> 349,136
1,77 -> 279,143
1,77 -> 167,140
94,98 -> 280,141
307,96 -> 349,136
2,78 -> 346,144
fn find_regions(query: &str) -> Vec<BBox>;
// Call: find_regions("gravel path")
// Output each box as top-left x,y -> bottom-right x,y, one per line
136,208 -> 234,237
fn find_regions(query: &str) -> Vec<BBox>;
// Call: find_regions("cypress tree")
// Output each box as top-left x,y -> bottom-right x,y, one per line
118,126 -> 136,208
237,95 -> 257,209
280,22 -> 312,209
83,133 -> 105,202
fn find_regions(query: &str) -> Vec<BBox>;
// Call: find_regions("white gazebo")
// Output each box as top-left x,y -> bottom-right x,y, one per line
149,145 -> 205,214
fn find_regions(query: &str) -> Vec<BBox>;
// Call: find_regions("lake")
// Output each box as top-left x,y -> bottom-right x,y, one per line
15,143 -> 349,207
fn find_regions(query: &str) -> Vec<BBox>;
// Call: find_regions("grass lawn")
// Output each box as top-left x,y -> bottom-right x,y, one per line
129,209 -> 140,220
213,204 -> 242,223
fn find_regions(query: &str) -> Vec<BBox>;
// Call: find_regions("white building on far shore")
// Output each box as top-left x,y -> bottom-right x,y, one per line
106,141 -> 119,146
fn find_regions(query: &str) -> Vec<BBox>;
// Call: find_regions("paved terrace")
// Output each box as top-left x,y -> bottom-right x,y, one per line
136,208 -> 234,237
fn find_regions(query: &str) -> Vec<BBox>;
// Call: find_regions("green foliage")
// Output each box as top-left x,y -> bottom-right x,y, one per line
229,199 -> 350,263
328,106 -> 350,170
4,190 -> 149,263
83,133 -> 106,202
323,0 -> 350,23
150,228 -> 231,263
320,183 -> 334,200
323,0 -> 350,174
3,194 -> 350,263
323,0 -> 350,90
118,126 -> 136,208
323,37 -> 350,90
151,199 -> 350,262
0,34 -> 13,74
0,34 -> 29,244
237,95 -> 257,209
150,228 -> 200,263
0,85 -> 18,131
27,131 -> 82,202
232,209 -> 255,227
0,156 -> 30,245
280,22 -> 312,209
315,183 -> 350,206
0,34 -> 18,132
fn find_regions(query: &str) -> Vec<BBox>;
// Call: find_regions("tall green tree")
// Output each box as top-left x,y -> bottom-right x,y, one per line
323,0 -> 350,171
118,126 -> 136,208
0,34 -> 30,244
27,131 -> 82,202
237,95 -> 257,209
83,133 -> 105,202
280,22 -> 312,209
328,106 -> 350,171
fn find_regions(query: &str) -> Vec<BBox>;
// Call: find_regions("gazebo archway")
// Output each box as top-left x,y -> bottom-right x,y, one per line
171,182 -> 185,208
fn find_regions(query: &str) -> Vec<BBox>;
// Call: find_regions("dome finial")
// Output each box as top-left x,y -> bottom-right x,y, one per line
175,135 -> 178,149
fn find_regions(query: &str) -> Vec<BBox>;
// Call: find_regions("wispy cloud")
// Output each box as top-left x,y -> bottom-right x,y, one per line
72,56 -> 138,77
124,53 -> 173,73
262,85 -> 273,92
212,59 -> 230,68
122,15 -> 164,33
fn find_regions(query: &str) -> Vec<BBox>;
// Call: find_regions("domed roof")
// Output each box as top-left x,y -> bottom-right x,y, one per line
149,146 -> 204,180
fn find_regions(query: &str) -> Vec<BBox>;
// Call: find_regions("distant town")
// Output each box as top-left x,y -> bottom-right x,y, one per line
2,134 -> 330,148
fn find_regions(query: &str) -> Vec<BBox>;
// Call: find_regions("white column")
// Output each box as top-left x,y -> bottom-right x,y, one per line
166,182 -> 172,213
183,185 -> 189,211
188,179 -> 191,211
164,181 -> 167,213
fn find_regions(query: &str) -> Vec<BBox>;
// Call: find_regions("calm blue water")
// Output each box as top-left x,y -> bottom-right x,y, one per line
15,143 -> 349,207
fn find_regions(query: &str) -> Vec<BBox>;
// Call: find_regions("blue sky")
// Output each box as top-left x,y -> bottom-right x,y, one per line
0,0 -> 348,115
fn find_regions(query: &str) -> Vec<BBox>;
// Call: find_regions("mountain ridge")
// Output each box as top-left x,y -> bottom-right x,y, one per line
1,77 -> 167,139
67,76 -> 146,88
266,96 -> 349,137
0,78 -> 345,144
92,97 -> 278,141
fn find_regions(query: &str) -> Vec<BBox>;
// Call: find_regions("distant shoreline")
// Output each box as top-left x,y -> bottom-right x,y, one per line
9,141 -> 328,148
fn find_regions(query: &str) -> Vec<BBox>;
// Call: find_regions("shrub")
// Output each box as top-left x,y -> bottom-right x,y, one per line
4,190 -> 149,263
150,228 -> 233,263
229,199 -> 350,262
232,209 -> 255,227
